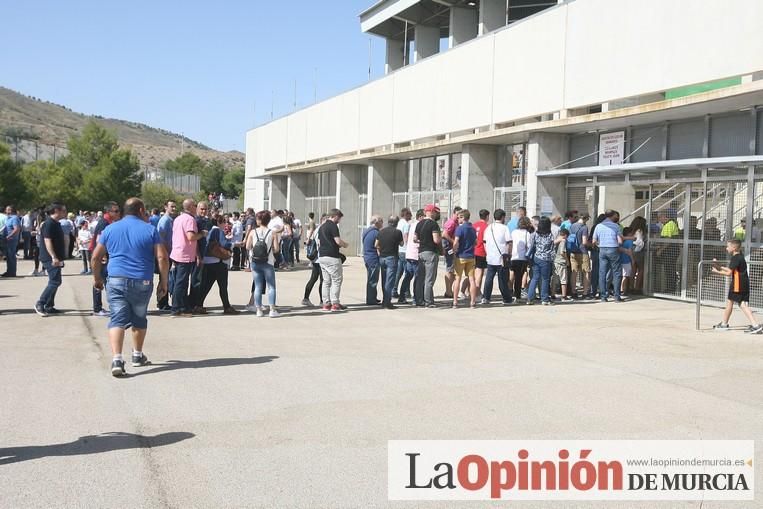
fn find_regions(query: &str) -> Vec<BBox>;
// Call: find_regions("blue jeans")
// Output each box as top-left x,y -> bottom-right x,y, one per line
365,257 -> 380,304
393,252 -> 405,295
22,231 -> 31,259
527,259 -> 552,302
5,237 -> 19,276
484,264 -> 512,303
252,262 -> 276,308
106,277 -> 153,330
589,249 -> 599,297
172,261 -> 195,313
36,261 -> 62,311
93,266 -> 108,312
380,255 -> 397,306
598,247 -> 622,300
281,237 -> 293,265
399,259 -> 417,301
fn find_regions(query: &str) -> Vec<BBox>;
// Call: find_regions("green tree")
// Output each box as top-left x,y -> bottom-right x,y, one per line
141,181 -> 181,211
0,142 -> 29,207
200,160 -> 225,194
164,152 -> 206,175
57,121 -> 142,209
20,160 -> 76,209
221,167 -> 245,198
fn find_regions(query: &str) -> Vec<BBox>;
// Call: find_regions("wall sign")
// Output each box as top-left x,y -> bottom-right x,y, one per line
598,131 -> 625,166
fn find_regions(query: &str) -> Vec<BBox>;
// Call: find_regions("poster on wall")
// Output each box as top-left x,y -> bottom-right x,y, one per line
598,131 -> 625,166
436,155 -> 450,191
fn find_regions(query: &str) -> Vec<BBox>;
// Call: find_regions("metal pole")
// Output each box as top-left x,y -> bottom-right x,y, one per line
368,38 -> 372,81
696,260 -> 703,330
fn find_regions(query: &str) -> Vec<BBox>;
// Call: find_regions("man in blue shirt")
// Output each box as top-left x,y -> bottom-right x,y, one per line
507,206 -> 526,234
362,215 -> 383,305
592,209 -> 624,303
452,209 -> 478,308
92,197 -> 169,378
155,200 -> 177,311
149,208 -> 161,228
2,205 -> 21,277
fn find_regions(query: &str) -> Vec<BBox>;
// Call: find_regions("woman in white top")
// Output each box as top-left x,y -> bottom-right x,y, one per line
77,221 -> 93,274
483,209 -> 514,304
510,216 -> 534,300
245,210 -> 280,317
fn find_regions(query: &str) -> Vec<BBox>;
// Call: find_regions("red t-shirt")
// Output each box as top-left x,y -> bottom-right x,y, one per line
473,219 -> 487,257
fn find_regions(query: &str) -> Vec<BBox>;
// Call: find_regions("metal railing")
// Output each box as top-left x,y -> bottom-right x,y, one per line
695,260 -> 763,330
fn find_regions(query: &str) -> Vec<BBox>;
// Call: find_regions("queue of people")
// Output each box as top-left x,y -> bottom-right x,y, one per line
5,197 -> 761,377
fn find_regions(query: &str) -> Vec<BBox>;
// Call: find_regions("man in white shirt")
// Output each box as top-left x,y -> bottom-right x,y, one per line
230,212 -> 244,270
482,209 -> 513,305
393,208 -> 412,299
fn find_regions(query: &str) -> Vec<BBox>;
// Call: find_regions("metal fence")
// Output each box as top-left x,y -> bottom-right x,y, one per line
392,190 -> 459,217
2,136 -> 69,164
695,260 -> 763,330
304,196 -> 336,218
143,167 -> 200,195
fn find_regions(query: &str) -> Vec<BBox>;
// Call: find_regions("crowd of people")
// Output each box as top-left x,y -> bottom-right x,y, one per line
2,197 -> 760,377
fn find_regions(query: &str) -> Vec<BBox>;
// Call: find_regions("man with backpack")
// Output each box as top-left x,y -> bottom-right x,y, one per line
567,213 -> 591,299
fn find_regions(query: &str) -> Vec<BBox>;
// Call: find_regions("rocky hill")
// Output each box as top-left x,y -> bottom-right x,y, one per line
0,86 -> 243,168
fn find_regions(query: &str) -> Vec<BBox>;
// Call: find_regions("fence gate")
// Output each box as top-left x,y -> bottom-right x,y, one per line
493,187 -> 525,213
357,194 -> 368,256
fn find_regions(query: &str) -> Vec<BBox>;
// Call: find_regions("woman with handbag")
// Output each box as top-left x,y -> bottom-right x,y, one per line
526,216 -> 556,305
510,216 -> 533,300
482,209 -> 514,305
301,214 -> 325,307
198,214 -> 239,315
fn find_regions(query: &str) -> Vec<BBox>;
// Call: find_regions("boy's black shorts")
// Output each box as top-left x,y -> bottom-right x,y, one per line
728,291 -> 750,304
475,256 -> 487,270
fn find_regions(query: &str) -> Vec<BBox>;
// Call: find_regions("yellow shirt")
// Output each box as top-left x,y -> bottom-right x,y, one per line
660,220 -> 680,238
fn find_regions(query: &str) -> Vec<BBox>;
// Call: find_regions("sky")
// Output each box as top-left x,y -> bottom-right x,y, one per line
1,0 -> 386,152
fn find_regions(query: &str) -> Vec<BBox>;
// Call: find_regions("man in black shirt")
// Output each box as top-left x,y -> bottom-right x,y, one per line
318,208 -> 349,311
35,203 -> 67,317
375,216 -> 404,309
414,204 -> 442,307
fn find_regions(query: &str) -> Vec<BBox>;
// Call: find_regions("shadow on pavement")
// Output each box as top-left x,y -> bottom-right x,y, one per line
132,355 -> 279,376
0,431 -> 195,465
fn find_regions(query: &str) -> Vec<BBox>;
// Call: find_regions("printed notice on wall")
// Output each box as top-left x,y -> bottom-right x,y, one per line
598,131 -> 625,166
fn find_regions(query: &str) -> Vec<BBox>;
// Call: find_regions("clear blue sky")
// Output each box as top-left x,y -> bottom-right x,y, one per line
1,0 -> 385,152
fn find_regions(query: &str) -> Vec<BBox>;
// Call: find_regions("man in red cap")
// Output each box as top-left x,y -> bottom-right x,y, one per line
413,204 -> 442,307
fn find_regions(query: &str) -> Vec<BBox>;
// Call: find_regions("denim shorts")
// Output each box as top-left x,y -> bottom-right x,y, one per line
106,277 -> 153,330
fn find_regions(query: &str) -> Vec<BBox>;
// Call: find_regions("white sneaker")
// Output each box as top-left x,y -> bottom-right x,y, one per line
255,307 -> 264,317
301,298 -> 313,307
93,310 -> 110,317
28,270 -> 38,276
269,308 -> 280,318
458,292 -> 467,301
245,304 -> 257,313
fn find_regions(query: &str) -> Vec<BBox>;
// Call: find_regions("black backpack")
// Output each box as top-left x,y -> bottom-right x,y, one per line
251,230 -> 271,264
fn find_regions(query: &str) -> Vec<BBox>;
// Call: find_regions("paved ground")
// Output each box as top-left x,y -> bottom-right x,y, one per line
1,257 -> 762,508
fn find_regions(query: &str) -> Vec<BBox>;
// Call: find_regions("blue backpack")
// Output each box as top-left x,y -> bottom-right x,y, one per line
566,224 -> 582,253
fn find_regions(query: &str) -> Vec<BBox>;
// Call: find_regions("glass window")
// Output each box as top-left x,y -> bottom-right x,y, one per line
408,159 -> 421,191
511,144 -> 526,186
421,157 -> 435,191
450,153 -> 462,189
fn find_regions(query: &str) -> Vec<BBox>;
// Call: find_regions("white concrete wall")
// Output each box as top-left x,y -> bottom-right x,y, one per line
245,0 -> 763,193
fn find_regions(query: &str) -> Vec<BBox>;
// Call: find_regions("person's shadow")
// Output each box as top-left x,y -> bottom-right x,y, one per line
131,355 -> 279,377
0,431 -> 194,465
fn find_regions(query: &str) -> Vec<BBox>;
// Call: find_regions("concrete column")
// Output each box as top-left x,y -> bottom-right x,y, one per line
526,133 -> 569,217
461,144 -> 499,211
336,164 -> 367,256
385,38 -> 405,74
479,0 -> 506,35
449,7 -> 478,48
270,176 -> 288,210
414,25 -> 439,63
367,159 -> 397,220
287,173 -> 309,224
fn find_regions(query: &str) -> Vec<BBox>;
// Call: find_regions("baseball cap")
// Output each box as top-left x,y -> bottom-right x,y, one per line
424,204 -> 440,213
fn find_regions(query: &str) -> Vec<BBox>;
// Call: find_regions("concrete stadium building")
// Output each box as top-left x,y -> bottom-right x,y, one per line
245,0 -> 763,303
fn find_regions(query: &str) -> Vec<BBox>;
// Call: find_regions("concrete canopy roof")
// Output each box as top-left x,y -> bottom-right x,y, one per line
360,0 -> 473,39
